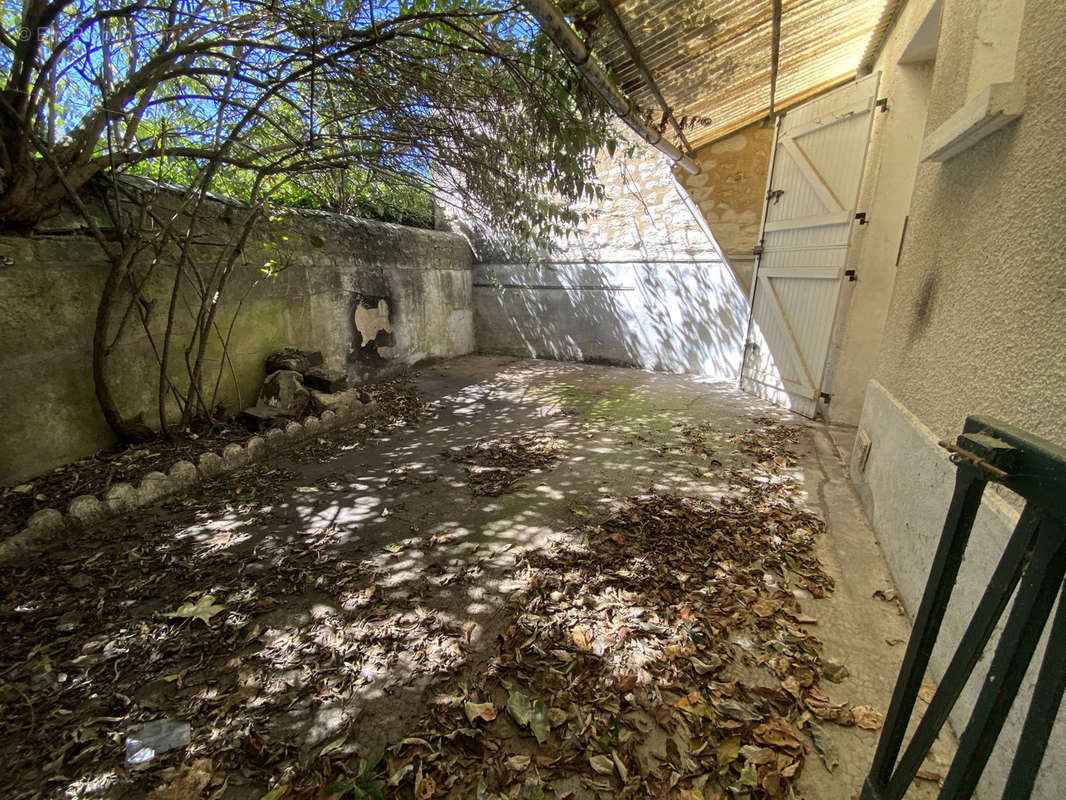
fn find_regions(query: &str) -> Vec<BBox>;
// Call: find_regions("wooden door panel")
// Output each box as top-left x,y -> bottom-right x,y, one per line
742,73 -> 880,417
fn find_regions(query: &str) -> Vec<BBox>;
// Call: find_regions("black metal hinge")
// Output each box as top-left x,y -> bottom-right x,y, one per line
876,97 -> 889,112
845,269 -> 857,281
855,212 -> 868,224
820,392 -> 831,404
753,244 -> 763,256
767,189 -> 784,204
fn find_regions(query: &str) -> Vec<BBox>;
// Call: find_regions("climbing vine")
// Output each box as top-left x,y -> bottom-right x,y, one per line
0,1 -> 617,440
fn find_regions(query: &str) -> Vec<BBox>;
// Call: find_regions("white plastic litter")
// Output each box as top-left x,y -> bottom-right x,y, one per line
125,719 -> 191,766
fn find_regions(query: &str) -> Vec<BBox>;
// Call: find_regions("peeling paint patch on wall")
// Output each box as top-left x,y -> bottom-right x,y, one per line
348,294 -> 399,383
353,297 -> 394,359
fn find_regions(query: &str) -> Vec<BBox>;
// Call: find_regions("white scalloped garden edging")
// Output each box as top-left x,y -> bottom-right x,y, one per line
0,399 -> 375,563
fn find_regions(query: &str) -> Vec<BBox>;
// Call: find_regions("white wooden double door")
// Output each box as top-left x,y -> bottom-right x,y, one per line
741,74 -> 880,418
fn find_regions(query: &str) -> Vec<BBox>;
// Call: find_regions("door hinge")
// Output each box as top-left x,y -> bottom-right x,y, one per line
876,97 -> 889,112
855,212 -> 868,224
767,189 -> 784,204
845,269 -> 857,281
820,392 -> 832,404
752,244 -> 763,256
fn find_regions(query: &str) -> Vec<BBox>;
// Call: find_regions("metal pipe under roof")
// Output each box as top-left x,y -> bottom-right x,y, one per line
519,0 -> 702,174
592,0 -> 696,158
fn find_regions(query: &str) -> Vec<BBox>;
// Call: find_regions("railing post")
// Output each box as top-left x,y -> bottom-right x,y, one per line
861,417 -> 1065,800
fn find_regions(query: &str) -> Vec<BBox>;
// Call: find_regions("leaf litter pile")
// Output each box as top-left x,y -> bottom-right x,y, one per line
383,480 -> 884,799
445,433 -> 564,496
654,423 -> 721,461
0,378 -> 887,800
0,381 -> 429,539
362,382 -> 431,428
731,421 -> 798,470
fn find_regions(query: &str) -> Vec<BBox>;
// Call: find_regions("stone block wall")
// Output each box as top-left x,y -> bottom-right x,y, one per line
468,138 -> 749,379
677,120 -> 774,294
0,192 -> 473,485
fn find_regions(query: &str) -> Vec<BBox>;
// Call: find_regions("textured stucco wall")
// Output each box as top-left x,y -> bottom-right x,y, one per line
0,197 -> 473,484
826,0 -> 938,425
876,0 -> 1065,446
853,1 -> 1066,797
473,139 -> 749,379
677,121 -> 774,294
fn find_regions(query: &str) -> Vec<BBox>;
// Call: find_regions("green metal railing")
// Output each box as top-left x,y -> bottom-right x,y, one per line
861,416 -> 1066,800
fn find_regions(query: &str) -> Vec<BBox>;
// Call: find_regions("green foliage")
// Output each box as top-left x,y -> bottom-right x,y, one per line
123,160 -> 435,228
259,258 -> 285,277
327,755 -> 386,799
0,1 -> 618,242
270,175 -> 435,229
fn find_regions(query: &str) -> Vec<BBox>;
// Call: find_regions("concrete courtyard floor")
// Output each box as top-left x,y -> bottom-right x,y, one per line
1,355 -> 954,799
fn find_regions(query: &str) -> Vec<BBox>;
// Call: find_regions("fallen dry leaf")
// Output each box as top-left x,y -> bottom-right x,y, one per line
163,595 -> 226,625
852,705 -> 885,730
146,759 -> 215,800
506,755 -> 530,771
752,596 -> 782,618
589,754 -> 614,775
463,702 -> 497,724
571,624 -> 592,650
717,735 -> 741,765
916,769 -> 944,783
753,719 -> 805,756
416,775 -> 436,799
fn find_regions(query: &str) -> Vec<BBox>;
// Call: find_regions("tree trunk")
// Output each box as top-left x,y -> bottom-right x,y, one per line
0,180 -> 48,229
0,109 -> 101,230
0,125 -> 48,229
91,244 -> 156,443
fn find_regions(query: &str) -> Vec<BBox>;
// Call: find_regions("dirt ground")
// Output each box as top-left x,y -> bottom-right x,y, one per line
0,356 -> 953,800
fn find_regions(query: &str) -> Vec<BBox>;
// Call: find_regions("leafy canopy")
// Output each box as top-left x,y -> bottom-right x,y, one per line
0,1 -> 616,237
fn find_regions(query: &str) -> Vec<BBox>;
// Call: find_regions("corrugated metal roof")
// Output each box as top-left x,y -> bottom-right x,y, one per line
560,0 -> 889,148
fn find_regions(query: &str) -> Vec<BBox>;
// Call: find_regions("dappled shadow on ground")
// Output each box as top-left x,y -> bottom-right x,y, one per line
0,357 -> 877,800
388,491 -> 854,800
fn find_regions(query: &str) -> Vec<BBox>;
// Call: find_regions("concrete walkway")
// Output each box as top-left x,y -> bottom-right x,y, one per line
285,354 -> 955,797
0,355 -> 955,799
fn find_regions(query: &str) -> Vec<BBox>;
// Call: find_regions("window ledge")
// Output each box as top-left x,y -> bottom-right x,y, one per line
920,81 -> 1025,162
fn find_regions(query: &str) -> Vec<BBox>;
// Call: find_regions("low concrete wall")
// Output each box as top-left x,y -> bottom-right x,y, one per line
0,198 -> 473,485
852,379 -> 1065,799
474,259 -> 746,377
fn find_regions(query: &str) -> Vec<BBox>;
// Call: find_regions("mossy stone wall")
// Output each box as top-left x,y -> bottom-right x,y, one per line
0,193 -> 473,484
